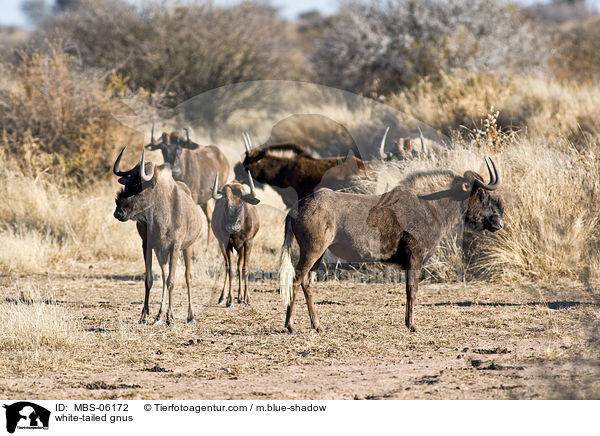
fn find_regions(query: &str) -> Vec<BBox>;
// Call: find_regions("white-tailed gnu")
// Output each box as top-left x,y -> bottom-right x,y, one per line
279,158 -> 503,333
145,122 -> 230,245
211,168 -> 261,307
113,146 -> 204,325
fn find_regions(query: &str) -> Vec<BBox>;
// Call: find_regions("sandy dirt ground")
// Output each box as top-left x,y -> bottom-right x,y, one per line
1,261 -> 598,400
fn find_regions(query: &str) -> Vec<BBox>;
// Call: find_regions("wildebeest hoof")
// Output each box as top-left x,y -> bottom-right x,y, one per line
217,298 -> 225,306
285,325 -> 295,334
187,318 -> 196,324
408,325 -> 418,333
138,318 -> 148,325
315,326 -> 325,334
153,318 -> 163,326
166,319 -> 173,326
226,301 -> 234,308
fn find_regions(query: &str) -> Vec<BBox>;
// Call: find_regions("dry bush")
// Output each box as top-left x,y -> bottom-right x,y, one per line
390,71 -> 600,148
0,44 -> 135,179
550,16 -> 600,85
312,0 -> 549,96
36,0 -> 310,106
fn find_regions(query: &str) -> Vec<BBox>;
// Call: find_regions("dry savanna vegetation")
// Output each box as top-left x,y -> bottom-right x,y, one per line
0,0 -> 599,399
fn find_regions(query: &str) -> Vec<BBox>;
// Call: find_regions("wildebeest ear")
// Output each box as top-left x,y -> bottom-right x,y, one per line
242,195 -> 260,205
117,176 -> 129,185
145,143 -> 162,151
182,142 -> 199,150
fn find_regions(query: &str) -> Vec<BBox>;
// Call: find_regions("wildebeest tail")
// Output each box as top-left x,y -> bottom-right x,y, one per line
279,214 -> 295,306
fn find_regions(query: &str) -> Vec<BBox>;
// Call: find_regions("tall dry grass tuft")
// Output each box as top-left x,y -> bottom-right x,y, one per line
0,283 -> 90,373
476,142 -> 600,282
0,171 -> 140,273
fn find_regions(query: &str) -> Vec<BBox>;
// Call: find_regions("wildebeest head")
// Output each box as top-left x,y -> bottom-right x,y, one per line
239,132 -> 312,183
113,146 -> 158,222
212,170 -> 260,233
380,127 -> 427,160
463,158 -> 504,232
144,123 -> 198,177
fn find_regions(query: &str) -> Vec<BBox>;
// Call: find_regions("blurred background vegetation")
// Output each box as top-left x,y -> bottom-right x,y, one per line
0,0 -> 598,178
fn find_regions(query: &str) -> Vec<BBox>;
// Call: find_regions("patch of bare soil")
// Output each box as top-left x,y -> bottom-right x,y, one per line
0,263 -> 598,399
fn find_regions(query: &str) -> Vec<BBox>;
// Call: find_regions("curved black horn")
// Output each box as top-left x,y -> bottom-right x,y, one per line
184,127 -> 191,144
473,157 -> 501,191
151,121 -> 156,145
113,146 -> 136,176
139,148 -> 154,182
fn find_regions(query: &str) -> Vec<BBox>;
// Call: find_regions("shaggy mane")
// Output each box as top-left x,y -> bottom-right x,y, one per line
262,142 -> 314,158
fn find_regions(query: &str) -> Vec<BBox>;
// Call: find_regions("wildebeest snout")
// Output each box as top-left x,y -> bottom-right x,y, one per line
486,214 -> 504,232
226,209 -> 243,233
114,207 -> 127,221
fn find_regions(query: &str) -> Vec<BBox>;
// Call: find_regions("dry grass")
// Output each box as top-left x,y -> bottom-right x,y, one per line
0,171 -> 140,273
390,71 -> 600,147
0,282 -> 90,374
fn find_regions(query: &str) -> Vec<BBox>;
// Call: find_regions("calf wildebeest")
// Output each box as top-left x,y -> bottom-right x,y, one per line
211,170 -> 260,307
279,158 -> 503,333
145,124 -> 230,244
235,132 -> 370,208
113,146 -> 204,325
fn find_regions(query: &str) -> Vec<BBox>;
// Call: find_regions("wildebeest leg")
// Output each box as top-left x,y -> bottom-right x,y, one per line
139,235 -> 152,325
236,245 -> 245,304
183,246 -> 195,323
217,241 -> 229,305
200,201 -> 212,245
286,250 -> 324,333
225,245 -> 235,307
242,241 -> 253,305
301,278 -> 323,333
405,268 -> 420,332
154,257 -> 168,324
165,246 -> 180,325
309,253 -> 325,284
284,288 -> 298,334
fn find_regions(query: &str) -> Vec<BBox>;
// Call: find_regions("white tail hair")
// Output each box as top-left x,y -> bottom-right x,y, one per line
279,215 -> 295,306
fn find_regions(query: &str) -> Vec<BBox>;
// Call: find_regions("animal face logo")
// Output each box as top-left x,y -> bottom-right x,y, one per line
3,402 -> 51,433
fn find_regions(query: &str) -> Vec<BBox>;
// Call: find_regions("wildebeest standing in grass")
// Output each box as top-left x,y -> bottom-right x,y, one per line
279,158 -> 503,333
235,132 -> 370,208
113,146 -> 204,325
145,124 -> 230,244
211,170 -> 260,307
